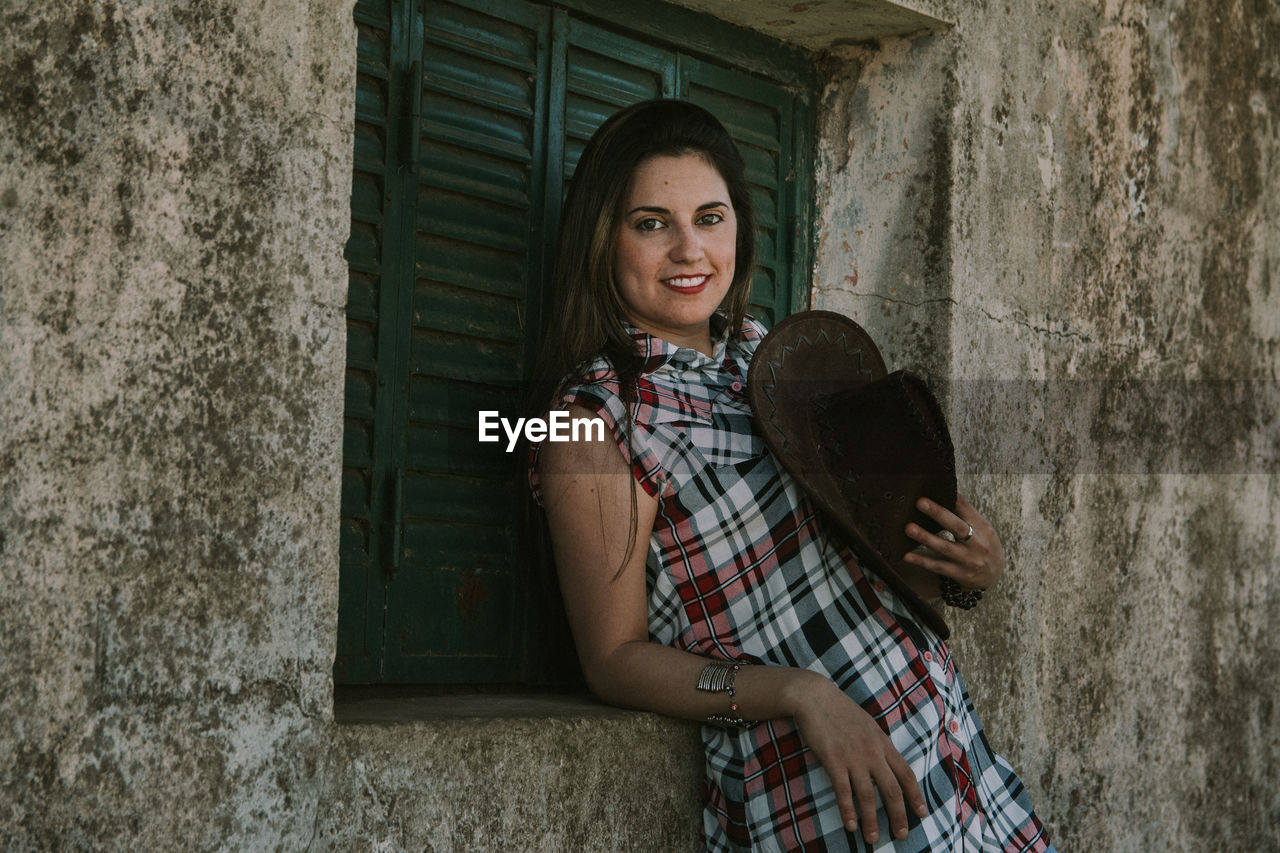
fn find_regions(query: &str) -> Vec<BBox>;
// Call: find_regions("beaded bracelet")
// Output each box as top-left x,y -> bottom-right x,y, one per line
939,577 -> 984,609
696,661 -> 757,727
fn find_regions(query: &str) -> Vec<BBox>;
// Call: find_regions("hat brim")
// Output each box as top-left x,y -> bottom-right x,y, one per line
748,311 -> 950,639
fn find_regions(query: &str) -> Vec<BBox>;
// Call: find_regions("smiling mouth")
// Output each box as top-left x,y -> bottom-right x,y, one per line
661,274 -> 710,292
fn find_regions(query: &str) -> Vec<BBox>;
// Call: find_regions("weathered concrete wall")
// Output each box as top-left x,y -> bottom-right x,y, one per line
812,2 -> 1280,850
0,1 -> 353,846
4,0 -> 1277,850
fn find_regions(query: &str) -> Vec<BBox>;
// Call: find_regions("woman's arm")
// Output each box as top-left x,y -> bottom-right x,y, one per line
538,406 -> 926,845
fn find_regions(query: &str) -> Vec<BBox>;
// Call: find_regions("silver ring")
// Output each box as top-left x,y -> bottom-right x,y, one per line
957,523 -> 974,542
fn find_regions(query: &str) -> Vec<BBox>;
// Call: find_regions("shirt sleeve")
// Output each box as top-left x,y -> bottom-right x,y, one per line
740,313 -> 768,349
527,378 -> 664,507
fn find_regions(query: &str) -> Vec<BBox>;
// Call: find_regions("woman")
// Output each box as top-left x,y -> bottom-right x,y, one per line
528,99 -> 1053,852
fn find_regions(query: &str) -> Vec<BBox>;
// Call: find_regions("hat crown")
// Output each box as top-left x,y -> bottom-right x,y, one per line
747,311 -> 956,639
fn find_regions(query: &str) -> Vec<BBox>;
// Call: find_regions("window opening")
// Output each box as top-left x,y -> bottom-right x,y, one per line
337,0 -> 817,684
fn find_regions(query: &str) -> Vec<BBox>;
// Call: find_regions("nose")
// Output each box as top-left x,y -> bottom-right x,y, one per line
668,221 -> 705,263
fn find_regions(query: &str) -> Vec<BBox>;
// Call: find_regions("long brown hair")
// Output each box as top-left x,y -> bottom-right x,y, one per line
520,100 -> 756,682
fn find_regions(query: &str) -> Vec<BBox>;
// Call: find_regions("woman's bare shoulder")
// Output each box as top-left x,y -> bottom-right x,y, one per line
537,404 -> 628,480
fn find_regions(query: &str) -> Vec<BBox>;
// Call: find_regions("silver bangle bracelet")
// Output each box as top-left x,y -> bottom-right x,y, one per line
696,661 -> 757,728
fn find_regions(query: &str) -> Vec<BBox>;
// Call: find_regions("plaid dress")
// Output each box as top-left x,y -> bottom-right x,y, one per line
531,316 -> 1054,853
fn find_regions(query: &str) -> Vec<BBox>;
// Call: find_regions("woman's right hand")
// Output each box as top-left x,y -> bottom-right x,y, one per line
786,671 -> 927,845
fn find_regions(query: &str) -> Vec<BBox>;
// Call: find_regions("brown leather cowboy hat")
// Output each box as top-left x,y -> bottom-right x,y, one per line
747,310 -> 956,638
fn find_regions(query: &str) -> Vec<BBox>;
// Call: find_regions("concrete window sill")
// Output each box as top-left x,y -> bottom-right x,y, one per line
333,686 -> 644,724
315,688 -> 705,850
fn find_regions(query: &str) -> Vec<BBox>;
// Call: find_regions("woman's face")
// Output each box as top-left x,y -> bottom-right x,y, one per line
612,153 -> 737,355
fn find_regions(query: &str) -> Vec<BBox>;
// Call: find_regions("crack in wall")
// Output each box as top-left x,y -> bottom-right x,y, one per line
865,293 -> 1101,347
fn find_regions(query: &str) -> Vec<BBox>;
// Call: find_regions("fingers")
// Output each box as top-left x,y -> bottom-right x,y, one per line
831,764 -> 881,842
903,525 -> 968,563
834,739 -> 925,845
903,542 -> 990,591
876,744 -> 928,842
889,747 -> 929,821
913,497 -> 978,544
904,497 -> 985,564
832,775 -> 859,836
868,767 -> 907,842
904,544 -> 979,573
844,756 -> 923,844
851,773 -> 881,843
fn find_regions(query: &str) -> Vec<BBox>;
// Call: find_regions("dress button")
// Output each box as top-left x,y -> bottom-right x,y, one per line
873,581 -> 885,593
923,651 -> 933,663
730,381 -> 743,392
949,720 -> 960,735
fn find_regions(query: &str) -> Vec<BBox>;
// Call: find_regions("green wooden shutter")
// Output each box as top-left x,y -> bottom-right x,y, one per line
682,59 -> 799,326
337,0 -> 403,683
337,0 -> 816,684
383,0 -> 551,682
562,17 -> 673,176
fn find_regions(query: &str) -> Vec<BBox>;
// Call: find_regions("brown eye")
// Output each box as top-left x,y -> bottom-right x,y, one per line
635,217 -> 664,232
697,211 -> 725,226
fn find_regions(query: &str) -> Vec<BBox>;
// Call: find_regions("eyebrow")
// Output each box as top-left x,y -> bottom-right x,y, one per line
625,201 -> 729,216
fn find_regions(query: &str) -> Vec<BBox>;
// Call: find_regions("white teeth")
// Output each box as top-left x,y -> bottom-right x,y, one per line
664,275 -> 707,289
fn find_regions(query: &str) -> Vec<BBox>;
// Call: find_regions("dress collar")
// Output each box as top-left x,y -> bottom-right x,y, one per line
627,312 -> 733,374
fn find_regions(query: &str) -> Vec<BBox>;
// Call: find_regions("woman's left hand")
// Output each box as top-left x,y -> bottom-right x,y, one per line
902,494 -> 1004,592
